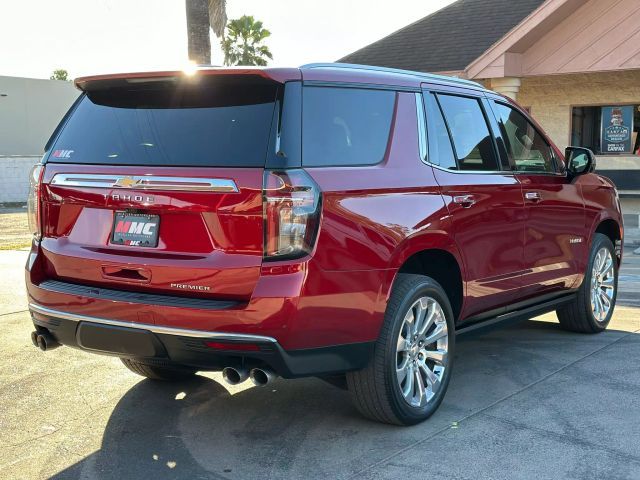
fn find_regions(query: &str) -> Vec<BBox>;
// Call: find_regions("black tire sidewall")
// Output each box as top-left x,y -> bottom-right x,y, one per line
384,277 -> 455,424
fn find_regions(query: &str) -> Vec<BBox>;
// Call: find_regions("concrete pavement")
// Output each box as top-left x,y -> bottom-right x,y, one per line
1,250 -> 640,479
619,253 -> 640,307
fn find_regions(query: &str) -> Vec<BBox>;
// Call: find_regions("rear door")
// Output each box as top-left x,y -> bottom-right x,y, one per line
423,89 -> 526,319
39,73 -> 296,301
487,99 -> 586,298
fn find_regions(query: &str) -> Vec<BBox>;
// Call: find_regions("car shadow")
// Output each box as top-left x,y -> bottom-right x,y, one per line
49,374 -> 380,479
49,319 -> 636,480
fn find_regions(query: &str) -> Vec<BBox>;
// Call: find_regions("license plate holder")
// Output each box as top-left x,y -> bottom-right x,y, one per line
111,212 -> 160,248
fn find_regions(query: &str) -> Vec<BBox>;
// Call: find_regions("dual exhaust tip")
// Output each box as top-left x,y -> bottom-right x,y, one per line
30,331 -> 60,352
222,366 -> 276,387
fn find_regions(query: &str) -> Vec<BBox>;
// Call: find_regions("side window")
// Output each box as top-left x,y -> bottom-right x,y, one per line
492,101 -> 556,173
424,93 -> 456,170
302,87 -> 395,167
437,94 -> 500,171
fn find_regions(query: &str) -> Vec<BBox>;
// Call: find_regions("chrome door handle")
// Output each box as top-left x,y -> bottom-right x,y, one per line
524,191 -> 542,202
453,195 -> 476,208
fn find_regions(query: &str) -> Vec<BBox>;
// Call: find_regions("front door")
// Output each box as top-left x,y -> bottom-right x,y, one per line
488,99 -> 586,300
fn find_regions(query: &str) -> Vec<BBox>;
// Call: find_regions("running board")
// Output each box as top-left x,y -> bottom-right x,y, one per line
455,293 -> 577,336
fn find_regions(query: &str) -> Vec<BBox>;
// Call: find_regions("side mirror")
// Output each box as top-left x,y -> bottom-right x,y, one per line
565,146 -> 596,179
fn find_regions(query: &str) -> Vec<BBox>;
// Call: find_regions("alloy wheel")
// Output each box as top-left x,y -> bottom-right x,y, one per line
590,247 -> 615,323
396,297 -> 449,407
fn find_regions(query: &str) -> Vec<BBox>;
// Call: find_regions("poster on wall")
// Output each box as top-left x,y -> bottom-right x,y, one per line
601,105 -> 634,153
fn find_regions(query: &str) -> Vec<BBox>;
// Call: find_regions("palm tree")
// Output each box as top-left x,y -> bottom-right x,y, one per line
50,69 -> 70,81
221,15 -> 273,66
185,0 -> 227,64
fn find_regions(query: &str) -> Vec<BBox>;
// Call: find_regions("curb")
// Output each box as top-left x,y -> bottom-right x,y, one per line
0,202 -> 27,209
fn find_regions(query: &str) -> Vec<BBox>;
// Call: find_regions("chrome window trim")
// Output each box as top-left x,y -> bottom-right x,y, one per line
49,174 -> 239,192
421,88 -> 516,176
415,93 -> 428,163
29,303 -> 278,343
429,163 -> 516,176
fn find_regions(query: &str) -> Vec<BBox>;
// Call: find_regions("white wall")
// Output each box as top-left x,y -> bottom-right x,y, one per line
0,76 -> 79,203
0,156 -> 41,203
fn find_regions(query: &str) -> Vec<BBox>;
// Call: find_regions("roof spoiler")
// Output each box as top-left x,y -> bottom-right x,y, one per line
74,67 -> 301,92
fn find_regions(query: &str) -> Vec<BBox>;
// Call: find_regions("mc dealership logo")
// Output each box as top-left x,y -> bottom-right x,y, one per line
114,219 -> 157,236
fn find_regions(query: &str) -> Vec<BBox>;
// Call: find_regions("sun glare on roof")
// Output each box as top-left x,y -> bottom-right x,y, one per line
183,61 -> 198,76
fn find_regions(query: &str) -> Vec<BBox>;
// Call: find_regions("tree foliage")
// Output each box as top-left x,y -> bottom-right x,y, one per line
221,16 -> 273,66
50,69 -> 70,81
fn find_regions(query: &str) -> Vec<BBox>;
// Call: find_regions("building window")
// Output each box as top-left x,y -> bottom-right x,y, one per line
571,105 -> 640,155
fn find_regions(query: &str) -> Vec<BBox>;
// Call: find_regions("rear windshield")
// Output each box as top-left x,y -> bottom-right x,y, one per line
48,76 -> 279,167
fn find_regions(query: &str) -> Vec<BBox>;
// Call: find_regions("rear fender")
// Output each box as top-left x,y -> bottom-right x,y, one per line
382,231 -> 466,304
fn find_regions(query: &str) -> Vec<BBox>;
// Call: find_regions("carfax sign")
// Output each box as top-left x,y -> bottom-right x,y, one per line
601,105 -> 634,153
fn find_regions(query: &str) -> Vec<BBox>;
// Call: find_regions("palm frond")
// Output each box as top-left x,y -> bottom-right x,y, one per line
221,15 -> 273,66
208,0 -> 227,38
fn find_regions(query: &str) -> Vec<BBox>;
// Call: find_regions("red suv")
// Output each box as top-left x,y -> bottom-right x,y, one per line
26,64 -> 623,425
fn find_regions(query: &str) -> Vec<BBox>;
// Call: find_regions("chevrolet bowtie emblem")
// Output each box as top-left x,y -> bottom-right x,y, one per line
113,177 -> 140,188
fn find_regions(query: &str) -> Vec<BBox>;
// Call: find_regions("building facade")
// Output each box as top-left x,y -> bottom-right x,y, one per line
341,0 -> 640,229
0,76 -> 79,203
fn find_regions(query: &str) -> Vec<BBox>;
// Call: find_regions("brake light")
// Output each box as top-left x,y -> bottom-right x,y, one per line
263,169 -> 321,260
27,164 -> 44,238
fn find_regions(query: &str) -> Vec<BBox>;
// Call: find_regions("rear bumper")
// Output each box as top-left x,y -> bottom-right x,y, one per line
25,236 -> 388,375
29,303 -> 374,378
26,244 -> 390,350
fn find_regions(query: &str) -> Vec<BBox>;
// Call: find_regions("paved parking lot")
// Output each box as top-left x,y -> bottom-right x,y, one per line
1,250 -> 640,480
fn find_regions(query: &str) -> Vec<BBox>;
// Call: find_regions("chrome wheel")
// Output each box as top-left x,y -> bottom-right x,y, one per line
590,247 -> 615,323
396,297 -> 449,407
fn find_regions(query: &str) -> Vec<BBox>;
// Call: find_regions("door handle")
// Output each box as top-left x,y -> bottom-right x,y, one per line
524,191 -> 542,202
102,266 -> 151,283
453,195 -> 476,208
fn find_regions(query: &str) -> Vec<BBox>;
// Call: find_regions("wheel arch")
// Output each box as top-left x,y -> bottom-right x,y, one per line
592,217 -> 623,265
385,234 -> 465,323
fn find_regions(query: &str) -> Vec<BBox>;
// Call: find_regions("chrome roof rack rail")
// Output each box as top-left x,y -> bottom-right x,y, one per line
300,63 -> 484,89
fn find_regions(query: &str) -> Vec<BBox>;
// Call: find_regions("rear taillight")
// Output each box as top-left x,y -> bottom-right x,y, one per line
27,164 -> 44,238
263,169 -> 321,261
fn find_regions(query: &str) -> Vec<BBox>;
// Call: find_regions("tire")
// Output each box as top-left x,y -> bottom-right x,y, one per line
557,233 -> 618,333
120,358 -> 197,381
347,274 -> 455,425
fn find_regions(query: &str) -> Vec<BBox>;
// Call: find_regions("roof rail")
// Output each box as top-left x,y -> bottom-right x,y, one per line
300,63 -> 484,89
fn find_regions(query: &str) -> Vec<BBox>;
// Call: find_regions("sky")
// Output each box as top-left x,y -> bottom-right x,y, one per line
0,0 -> 455,79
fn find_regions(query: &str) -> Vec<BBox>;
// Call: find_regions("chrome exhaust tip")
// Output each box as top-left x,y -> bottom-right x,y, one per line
222,366 -> 249,385
249,368 -> 276,387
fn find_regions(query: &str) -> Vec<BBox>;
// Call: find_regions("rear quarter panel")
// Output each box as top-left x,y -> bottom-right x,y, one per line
296,92 -> 459,346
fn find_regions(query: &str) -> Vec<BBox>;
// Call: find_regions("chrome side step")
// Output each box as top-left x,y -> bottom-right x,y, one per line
456,293 -> 576,336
